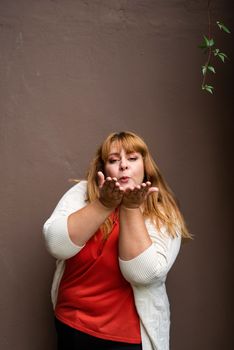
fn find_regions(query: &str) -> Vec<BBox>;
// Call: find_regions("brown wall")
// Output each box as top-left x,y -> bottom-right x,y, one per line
0,1 -> 233,349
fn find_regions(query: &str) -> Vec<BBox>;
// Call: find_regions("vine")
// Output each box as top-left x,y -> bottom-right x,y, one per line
199,0 -> 231,94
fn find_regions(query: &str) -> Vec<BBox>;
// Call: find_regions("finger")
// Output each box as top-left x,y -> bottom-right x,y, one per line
147,187 -> 159,195
97,171 -> 105,187
113,182 -> 121,193
140,182 -> 147,192
109,177 -> 118,191
132,185 -> 140,194
140,183 -> 157,198
102,177 -> 118,192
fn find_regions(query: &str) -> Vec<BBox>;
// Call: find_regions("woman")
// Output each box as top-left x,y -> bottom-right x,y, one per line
43,131 -> 191,350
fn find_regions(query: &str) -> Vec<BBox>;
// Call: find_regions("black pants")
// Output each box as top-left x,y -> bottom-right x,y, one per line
55,318 -> 142,350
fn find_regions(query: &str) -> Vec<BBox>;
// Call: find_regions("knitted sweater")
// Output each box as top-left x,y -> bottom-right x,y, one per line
43,181 -> 181,350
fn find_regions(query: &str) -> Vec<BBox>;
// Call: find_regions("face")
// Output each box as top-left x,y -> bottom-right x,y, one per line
104,144 -> 145,189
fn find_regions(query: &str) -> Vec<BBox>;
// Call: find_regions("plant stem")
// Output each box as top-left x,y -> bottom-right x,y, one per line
202,0 -> 212,88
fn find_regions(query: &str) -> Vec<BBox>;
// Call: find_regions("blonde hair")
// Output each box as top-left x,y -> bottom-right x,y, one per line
86,131 -> 191,239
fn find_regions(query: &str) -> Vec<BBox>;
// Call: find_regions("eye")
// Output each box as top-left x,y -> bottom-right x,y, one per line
108,158 -> 119,164
128,156 -> 138,161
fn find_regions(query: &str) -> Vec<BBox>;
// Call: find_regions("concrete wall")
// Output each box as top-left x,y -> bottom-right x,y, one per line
0,1 -> 233,349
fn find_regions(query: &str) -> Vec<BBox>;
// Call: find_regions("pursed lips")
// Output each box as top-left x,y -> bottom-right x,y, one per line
118,176 -> 130,182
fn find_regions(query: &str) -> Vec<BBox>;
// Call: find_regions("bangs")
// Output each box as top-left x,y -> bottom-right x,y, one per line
101,132 -> 147,162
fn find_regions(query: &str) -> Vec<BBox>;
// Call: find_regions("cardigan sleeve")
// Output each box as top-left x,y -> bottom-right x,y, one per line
43,181 -> 87,260
118,221 -> 181,285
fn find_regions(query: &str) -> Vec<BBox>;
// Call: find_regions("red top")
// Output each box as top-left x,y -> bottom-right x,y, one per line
55,216 -> 141,344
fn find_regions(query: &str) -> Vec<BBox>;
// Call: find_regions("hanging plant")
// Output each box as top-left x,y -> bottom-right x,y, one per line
199,0 -> 231,94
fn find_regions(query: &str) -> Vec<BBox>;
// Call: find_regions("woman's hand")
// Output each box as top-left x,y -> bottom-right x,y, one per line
98,171 -> 124,209
121,182 -> 158,209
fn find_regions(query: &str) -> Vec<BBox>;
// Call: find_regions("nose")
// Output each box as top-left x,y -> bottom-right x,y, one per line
119,158 -> 128,170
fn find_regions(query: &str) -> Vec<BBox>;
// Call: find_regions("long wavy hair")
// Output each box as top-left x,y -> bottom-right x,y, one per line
86,131 -> 191,239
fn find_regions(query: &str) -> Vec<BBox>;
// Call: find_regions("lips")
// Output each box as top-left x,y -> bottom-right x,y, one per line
119,176 -> 130,183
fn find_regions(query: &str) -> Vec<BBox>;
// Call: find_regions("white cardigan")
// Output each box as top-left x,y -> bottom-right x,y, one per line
43,181 -> 181,350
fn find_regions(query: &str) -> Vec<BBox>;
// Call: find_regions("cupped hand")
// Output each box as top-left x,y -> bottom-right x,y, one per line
121,181 -> 158,209
97,171 -> 124,209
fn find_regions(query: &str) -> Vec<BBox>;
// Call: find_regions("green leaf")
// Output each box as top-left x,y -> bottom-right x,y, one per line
202,84 -> 214,94
203,35 -> 215,47
213,48 -> 220,56
198,37 -> 208,50
218,52 -> 228,62
203,35 -> 210,46
216,21 -> 231,34
209,38 -> 215,47
202,65 -> 207,75
207,65 -> 216,73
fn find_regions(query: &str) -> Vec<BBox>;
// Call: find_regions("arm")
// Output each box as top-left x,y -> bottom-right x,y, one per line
119,224 -> 181,285
43,181 -> 89,260
119,206 -> 152,260
118,183 -> 181,285
118,182 -> 158,260
43,175 -> 123,260
68,173 -> 123,246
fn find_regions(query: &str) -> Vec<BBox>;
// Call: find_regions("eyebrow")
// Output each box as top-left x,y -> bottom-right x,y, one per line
108,153 -> 120,157
108,151 -> 138,157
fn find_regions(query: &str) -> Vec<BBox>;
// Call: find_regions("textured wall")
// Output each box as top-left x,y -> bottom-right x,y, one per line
0,1 -> 233,349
